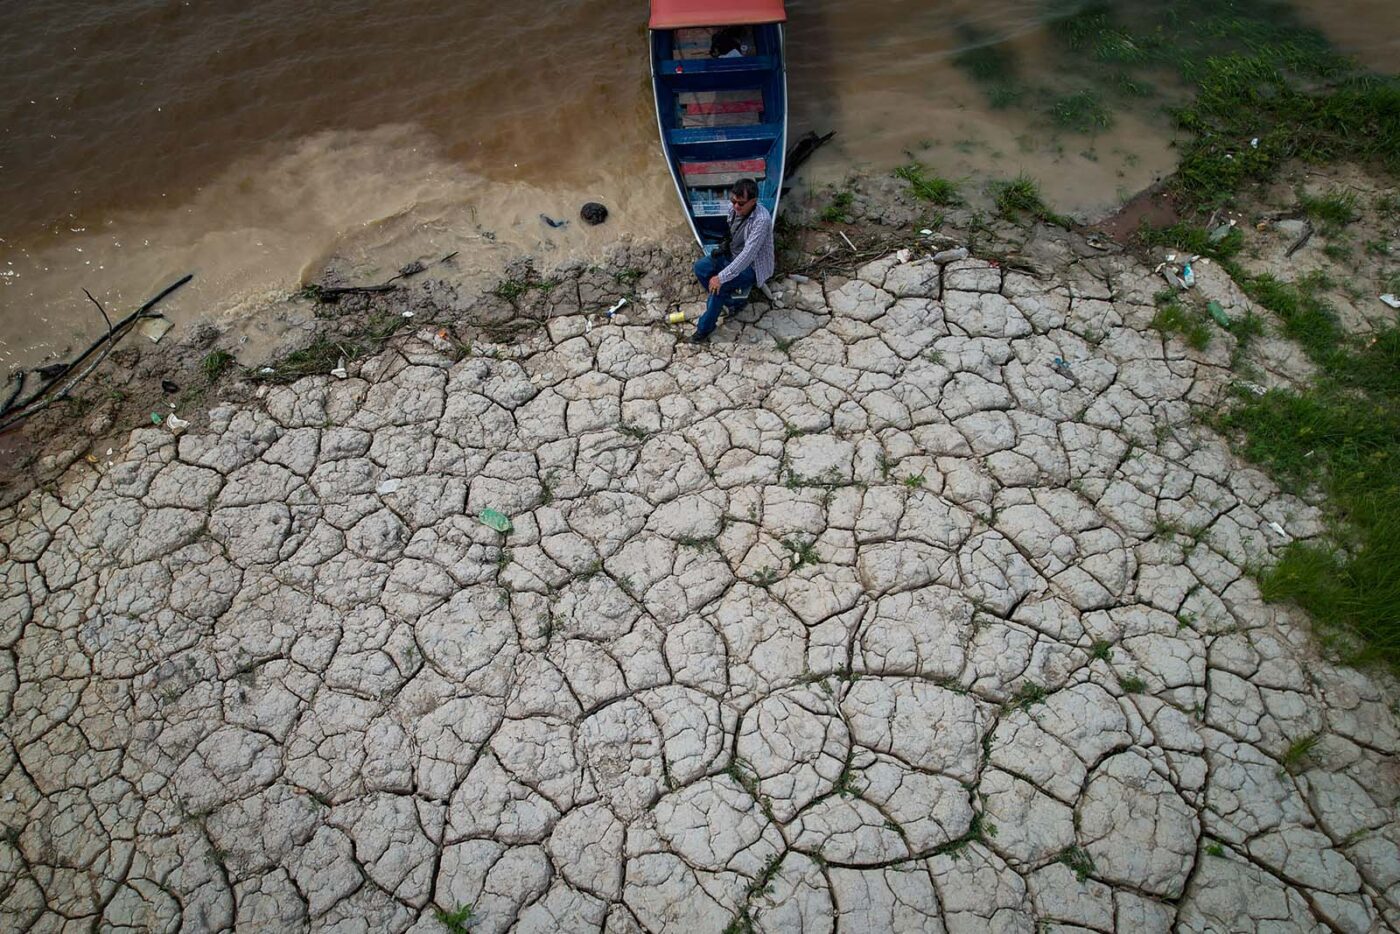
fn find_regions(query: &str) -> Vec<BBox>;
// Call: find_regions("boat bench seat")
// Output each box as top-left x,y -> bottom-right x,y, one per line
677,90 -> 763,127
673,26 -> 757,60
681,157 -> 766,189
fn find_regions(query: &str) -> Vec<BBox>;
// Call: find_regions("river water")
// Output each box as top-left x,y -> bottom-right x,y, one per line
1,0 -> 1394,370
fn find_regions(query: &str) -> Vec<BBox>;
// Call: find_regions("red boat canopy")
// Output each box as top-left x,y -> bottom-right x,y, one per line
649,0 -> 787,29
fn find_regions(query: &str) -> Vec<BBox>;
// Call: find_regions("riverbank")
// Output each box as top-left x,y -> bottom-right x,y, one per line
3,186 -> 1398,931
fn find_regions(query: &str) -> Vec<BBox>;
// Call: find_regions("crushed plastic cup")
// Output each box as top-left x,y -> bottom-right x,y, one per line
479,508 -> 513,533
167,414 -> 189,434
1380,294 -> 1400,309
1208,222 -> 1236,243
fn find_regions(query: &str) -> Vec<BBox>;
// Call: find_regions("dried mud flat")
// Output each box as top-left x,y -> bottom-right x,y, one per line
2,230 -> 1398,933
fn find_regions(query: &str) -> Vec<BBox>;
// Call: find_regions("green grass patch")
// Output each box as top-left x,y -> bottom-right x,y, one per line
1281,733 -> 1321,772
435,904 -> 475,934
821,190 -> 854,224
1229,269 -> 1341,362
1137,221 -> 1244,261
1218,320 -> 1400,670
1039,0 -> 1400,213
201,350 -> 235,384
894,163 -> 963,206
1151,300 -> 1213,350
258,312 -> 407,384
1299,189 -> 1359,230
952,32 -> 1025,110
1049,90 -> 1114,133
1172,64 -> 1400,212
988,174 -> 1068,225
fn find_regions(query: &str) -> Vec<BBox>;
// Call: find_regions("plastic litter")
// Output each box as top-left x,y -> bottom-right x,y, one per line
788,273 -> 811,283
1208,221 -> 1236,242
401,311 -> 414,318
167,414 -> 189,434
331,356 -> 348,379
1207,301 -> 1231,328
376,478 -> 401,495
1267,520 -> 1286,537
149,412 -> 163,425
138,318 -> 173,343
1240,381 -> 1268,396
895,248 -> 912,263
479,508 -> 513,533
666,308 -> 690,325
430,329 -> 453,351
540,214 -> 568,229
605,298 -> 628,319
1250,137 -> 1260,148
1051,357 -> 1079,384
1161,268 -> 1185,290
259,366 -> 274,374
919,228 -> 934,236
1380,293 -> 1400,309
1181,261 -> 1196,288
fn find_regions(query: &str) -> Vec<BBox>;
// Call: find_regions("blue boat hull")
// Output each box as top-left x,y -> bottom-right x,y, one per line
649,23 -> 787,250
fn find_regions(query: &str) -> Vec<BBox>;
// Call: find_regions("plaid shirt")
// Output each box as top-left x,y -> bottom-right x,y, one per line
718,202 -> 774,287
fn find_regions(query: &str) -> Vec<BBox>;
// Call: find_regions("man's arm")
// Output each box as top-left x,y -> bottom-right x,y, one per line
718,220 -> 767,285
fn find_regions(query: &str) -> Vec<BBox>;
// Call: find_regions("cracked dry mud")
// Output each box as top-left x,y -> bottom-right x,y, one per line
2,246 -> 1398,934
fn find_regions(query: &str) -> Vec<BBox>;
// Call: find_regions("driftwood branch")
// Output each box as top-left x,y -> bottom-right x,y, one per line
311,251 -> 459,300
0,274 -> 194,433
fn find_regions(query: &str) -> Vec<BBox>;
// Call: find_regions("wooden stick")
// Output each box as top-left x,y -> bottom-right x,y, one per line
0,274 -> 193,433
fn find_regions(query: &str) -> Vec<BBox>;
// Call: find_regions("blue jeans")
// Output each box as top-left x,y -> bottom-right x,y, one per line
692,254 -> 757,338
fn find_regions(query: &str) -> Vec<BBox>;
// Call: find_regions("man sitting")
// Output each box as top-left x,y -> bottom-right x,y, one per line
690,178 -> 774,343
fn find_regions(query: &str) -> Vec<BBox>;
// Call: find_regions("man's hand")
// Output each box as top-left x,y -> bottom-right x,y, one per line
708,275 -> 722,295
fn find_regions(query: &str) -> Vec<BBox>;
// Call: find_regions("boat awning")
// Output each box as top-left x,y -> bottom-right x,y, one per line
649,0 -> 787,29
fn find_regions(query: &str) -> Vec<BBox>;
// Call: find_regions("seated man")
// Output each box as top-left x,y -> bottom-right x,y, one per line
690,177 -> 774,343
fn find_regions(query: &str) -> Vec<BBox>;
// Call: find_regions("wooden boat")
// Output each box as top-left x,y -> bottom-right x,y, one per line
648,0 -> 788,251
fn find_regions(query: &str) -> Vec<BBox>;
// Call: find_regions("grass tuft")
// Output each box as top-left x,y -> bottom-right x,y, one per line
821,191 -> 855,224
1151,301 -> 1213,350
1049,90 -> 1114,133
1281,733 -> 1321,772
201,350 -> 235,384
895,163 -> 963,206
435,904 -> 475,934
1298,189 -> 1359,231
988,174 -> 1067,225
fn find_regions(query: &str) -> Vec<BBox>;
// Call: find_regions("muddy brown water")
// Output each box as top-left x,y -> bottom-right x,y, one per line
1,0 -> 1394,372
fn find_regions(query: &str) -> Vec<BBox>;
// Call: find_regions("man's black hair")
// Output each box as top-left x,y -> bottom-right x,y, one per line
731,178 -> 759,201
